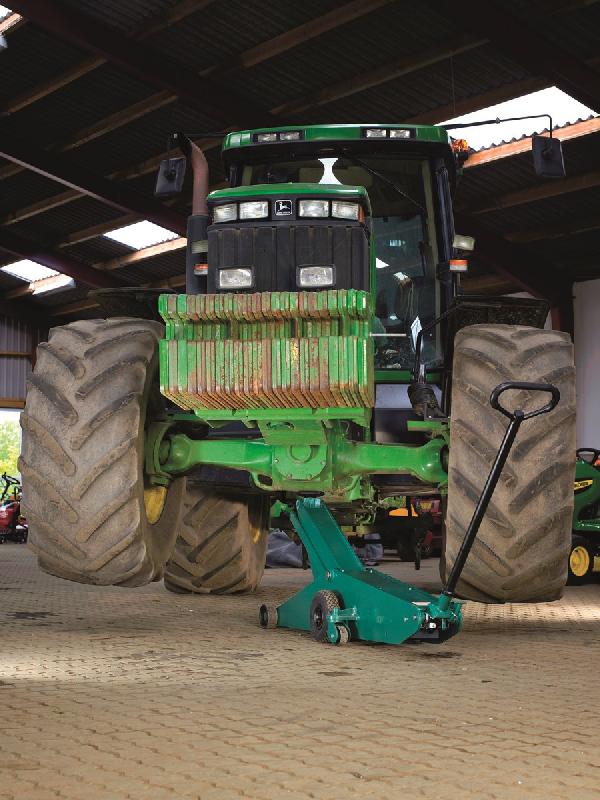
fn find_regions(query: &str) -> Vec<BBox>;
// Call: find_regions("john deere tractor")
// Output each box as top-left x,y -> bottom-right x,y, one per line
20,124 -> 576,644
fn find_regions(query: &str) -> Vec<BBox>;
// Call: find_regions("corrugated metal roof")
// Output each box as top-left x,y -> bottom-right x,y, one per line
12,63 -> 157,145
58,0 -> 175,35
316,44 -> 530,124
0,0 -> 598,316
515,3 -> 600,63
0,23 -> 88,98
145,0 -> 344,74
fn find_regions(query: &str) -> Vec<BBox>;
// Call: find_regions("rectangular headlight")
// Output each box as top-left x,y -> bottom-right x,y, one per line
331,201 -> 360,220
389,128 -> 411,138
256,132 -> 277,143
365,128 -> 387,138
239,201 -> 268,220
279,130 -> 302,141
298,199 -> 329,218
297,266 -> 335,288
213,203 -> 237,223
218,268 -> 253,290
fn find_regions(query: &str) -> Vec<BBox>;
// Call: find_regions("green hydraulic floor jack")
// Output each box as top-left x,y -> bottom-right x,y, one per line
260,381 -> 560,646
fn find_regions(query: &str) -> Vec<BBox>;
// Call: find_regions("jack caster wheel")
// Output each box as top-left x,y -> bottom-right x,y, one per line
259,603 -> 278,628
310,590 -> 342,644
335,624 -> 350,646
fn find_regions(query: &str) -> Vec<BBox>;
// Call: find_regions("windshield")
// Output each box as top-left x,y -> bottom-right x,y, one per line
240,155 -> 441,370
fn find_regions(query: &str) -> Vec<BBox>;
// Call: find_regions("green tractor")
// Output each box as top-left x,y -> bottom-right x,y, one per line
568,449 -> 600,584
20,123 -> 576,644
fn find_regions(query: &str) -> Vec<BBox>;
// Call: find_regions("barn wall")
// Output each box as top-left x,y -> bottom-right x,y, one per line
0,316 -> 38,409
574,279 -> 600,448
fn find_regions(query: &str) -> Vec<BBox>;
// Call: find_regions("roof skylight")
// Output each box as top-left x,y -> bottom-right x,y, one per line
32,274 -> 75,295
2,259 -> 58,282
104,220 -> 178,250
440,87 -> 595,151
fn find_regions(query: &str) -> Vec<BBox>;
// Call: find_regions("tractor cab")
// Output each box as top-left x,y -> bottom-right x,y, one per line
196,124 -> 462,374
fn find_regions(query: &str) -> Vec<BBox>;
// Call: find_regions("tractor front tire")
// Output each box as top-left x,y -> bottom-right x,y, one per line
21,318 -> 185,587
444,324 -> 576,603
164,484 -> 269,594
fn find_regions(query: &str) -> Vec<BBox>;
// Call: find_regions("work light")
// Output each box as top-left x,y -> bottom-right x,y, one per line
279,131 -> 302,141
213,204 -> 237,223
389,128 -> 411,138
239,201 -> 268,220
218,268 -> 253,289
256,132 -> 277,143
331,201 -> 360,220
297,266 -> 335,288
298,199 -> 329,218
365,128 -> 387,138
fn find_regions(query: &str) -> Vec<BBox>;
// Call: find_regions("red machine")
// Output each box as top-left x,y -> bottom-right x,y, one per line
0,473 -> 27,544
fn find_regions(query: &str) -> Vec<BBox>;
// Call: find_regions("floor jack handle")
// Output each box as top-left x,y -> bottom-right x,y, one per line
440,381 -> 560,605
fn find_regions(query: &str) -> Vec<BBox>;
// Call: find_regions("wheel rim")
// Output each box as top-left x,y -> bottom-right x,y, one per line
570,545 -> 590,577
312,605 -> 324,632
144,485 -> 167,525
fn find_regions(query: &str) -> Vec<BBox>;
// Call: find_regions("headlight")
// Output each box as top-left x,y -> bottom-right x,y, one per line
279,130 -> 301,141
256,132 -> 277,143
239,201 -> 268,220
365,128 -> 387,138
298,199 -> 329,218
213,204 -> 237,223
218,268 -> 253,289
331,201 -> 360,220
297,266 -> 335,288
389,128 -> 411,138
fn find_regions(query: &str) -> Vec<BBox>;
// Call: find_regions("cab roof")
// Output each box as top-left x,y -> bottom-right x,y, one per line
222,123 -> 452,152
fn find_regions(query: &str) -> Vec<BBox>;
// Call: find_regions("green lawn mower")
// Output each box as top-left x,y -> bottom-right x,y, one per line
20,123 -> 576,646
568,449 -> 600,584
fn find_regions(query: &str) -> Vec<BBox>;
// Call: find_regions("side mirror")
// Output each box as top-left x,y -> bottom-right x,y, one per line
154,156 -> 187,198
532,134 -> 565,178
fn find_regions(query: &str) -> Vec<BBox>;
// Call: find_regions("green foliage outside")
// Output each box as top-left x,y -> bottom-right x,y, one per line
0,419 -> 20,478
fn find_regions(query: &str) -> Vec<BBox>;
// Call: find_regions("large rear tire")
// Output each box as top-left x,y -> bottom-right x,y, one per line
21,318 -> 185,587
443,324 -> 576,602
164,484 -> 269,594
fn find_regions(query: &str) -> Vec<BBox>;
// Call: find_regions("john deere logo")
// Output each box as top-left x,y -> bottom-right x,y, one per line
574,479 -> 594,493
275,200 -> 292,216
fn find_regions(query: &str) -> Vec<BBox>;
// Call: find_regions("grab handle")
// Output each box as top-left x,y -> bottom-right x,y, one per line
490,381 -> 560,421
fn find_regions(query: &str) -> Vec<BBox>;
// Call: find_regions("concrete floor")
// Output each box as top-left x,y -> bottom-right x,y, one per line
1,544 -> 600,800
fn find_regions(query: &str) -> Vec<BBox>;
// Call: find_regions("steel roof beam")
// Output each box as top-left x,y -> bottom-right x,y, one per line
0,12 -> 24,34
0,229 -> 127,289
506,215 -> 600,243
214,0 -> 394,76
438,0 -> 600,112
0,133 -> 187,235
8,0 -> 270,128
462,168 -> 600,214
